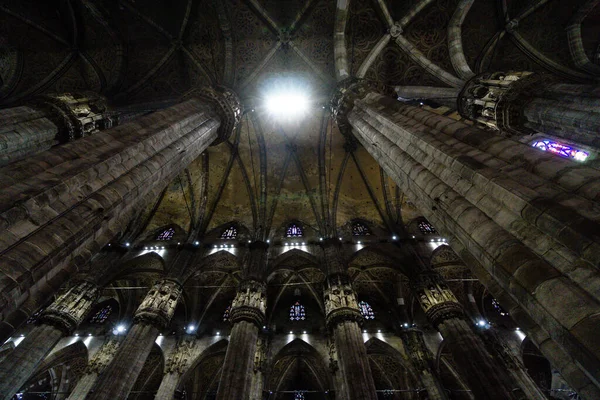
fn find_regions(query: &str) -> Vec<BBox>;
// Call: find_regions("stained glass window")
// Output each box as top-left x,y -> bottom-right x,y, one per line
290,301 -> 306,321
352,222 -> 371,236
90,305 -> 112,324
491,298 -> 509,317
286,224 -> 303,238
294,392 -> 305,400
418,221 -> 437,235
26,308 -> 44,324
157,228 -> 175,241
223,305 -> 231,322
532,140 -> 589,162
221,226 -> 237,240
359,301 -> 375,320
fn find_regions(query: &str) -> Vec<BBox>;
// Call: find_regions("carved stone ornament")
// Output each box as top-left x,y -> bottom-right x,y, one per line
229,280 -> 267,326
457,71 -> 547,136
191,86 -> 243,144
411,271 -> 463,326
85,339 -> 120,374
40,281 -> 100,334
400,329 -> 432,372
327,337 -> 339,373
389,22 -> 403,38
31,92 -> 113,143
134,279 -> 183,329
323,275 -> 362,329
253,336 -> 268,372
165,339 -> 195,375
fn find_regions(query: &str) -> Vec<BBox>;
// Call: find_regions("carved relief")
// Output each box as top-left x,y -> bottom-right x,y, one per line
328,338 -> 339,373
254,336 -> 267,372
323,275 -> 363,328
40,281 -> 99,334
86,340 -> 120,375
165,339 -> 195,375
229,280 -> 267,326
134,279 -> 182,329
411,271 -> 463,326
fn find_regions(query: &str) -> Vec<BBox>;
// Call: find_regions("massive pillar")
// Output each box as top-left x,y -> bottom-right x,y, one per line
0,86 -> 242,322
0,281 -> 99,400
87,278 -> 183,399
0,92 -> 117,166
155,338 -> 195,399
400,329 -> 448,400
332,79 -> 600,396
67,339 -> 121,400
412,270 -> 516,399
322,239 -> 377,400
216,241 -> 269,400
457,71 -> 600,149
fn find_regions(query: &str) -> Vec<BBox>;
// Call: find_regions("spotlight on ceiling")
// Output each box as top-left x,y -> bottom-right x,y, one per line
265,92 -> 309,119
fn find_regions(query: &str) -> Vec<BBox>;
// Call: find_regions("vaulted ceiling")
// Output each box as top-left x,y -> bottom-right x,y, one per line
1,0 -> 598,241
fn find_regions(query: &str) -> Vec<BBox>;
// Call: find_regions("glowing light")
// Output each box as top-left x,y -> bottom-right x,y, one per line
116,325 -> 126,333
303,331 -> 307,334
188,325 -> 195,332
216,331 -> 220,335
477,320 -> 487,327
265,92 -> 309,119
532,139 -> 589,161
392,235 -> 397,240
125,242 -> 130,247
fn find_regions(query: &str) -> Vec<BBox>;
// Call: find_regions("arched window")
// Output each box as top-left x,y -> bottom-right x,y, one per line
223,304 -> 232,321
221,226 -> 237,240
26,308 -> 44,324
286,223 -> 303,238
359,301 -> 375,320
532,139 -> 589,162
491,298 -> 509,317
90,305 -> 113,324
156,227 -> 175,241
294,391 -> 305,400
418,221 -> 437,235
290,301 -> 306,321
352,222 -> 371,236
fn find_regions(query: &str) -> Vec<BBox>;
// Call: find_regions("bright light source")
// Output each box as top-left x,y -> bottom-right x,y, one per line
265,92 -> 309,119
125,242 -> 130,247
188,325 -> 195,332
477,320 -> 487,327
116,325 -> 126,333
303,331 -> 307,334
216,332 -> 220,335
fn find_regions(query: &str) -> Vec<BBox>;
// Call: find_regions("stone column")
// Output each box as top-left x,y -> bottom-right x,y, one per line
457,71 -> 600,149
0,92 -> 117,166
216,279 -> 267,400
332,79 -> 600,396
248,335 -> 268,400
412,271 -> 516,399
87,278 -> 183,399
67,339 -> 121,400
400,328 -> 449,400
0,280 -> 99,400
0,86 -> 242,321
155,338 -> 195,399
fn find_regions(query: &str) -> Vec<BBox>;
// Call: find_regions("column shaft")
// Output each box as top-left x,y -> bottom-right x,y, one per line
67,339 -> 120,400
217,321 -> 259,399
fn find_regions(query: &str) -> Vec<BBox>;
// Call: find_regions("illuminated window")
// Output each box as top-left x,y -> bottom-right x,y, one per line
223,304 -> 232,322
294,392 -> 305,400
90,305 -> 112,324
359,301 -> 375,320
290,301 -> 306,321
221,226 -> 237,240
156,228 -> 175,241
286,224 -> 303,238
418,221 -> 437,235
532,139 -> 589,162
491,298 -> 509,317
352,222 -> 371,236
26,308 -> 44,324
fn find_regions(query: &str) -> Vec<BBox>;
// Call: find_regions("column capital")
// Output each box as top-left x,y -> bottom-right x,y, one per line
134,279 -> 183,329
457,71 -> 548,135
411,270 -> 464,327
324,275 -> 363,329
31,92 -> 114,143
229,279 -> 267,326
189,86 -> 243,145
39,281 -> 100,334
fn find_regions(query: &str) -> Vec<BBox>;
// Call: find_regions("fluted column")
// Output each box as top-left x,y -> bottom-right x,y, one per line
332,79 -> 600,396
412,271 -> 516,399
87,278 -> 183,399
458,71 -> 600,149
0,86 -> 242,321
67,339 -> 121,400
321,239 -> 377,400
216,241 -> 269,400
400,329 -> 448,400
0,281 -> 99,400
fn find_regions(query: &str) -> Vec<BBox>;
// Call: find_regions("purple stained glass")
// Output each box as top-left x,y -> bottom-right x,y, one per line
491,298 -> 509,317
290,300 -> 306,321
359,301 -> 375,319
221,226 -> 237,239
352,222 -> 371,236
532,140 -> 589,162
223,305 -> 231,321
90,305 -> 112,324
294,392 -> 305,400
156,228 -> 175,241
286,224 -> 303,238
418,221 -> 436,235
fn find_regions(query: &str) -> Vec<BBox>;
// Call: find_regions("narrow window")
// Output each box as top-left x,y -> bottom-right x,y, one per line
156,227 -> 175,241
289,300 -> 306,321
90,305 -> 113,324
532,139 -> 589,162
352,222 -> 371,236
418,221 -> 437,235
286,223 -> 303,238
223,304 -> 232,321
491,298 -> 509,317
220,226 -> 237,240
359,301 -> 375,320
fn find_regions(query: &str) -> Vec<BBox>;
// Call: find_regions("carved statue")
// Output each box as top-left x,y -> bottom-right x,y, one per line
86,340 -> 120,375
165,340 -> 195,375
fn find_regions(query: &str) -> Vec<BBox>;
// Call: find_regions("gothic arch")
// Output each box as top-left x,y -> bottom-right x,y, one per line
179,339 -> 229,400
177,339 -> 229,392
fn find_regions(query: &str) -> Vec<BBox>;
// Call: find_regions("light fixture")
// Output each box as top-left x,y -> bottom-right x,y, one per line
188,325 -> 195,332
319,237 -> 323,241
125,242 -> 130,247
339,237 -> 342,241
301,242 -> 305,245
263,326 -> 266,329
194,241 -> 199,245
403,323 -> 408,327
392,235 -> 397,240
88,333 -> 92,336
214,245 -> 217,248
266,239 -> 270,243
289,331 -> 293,334
75,333 -> 79,337
265,92 -> 309,119
357,241 -> 361,244
363,330 -> 367,333
377,329 -> 381,333
116,325 -> 126,333
303,331 -> 307,334
285,243 -> 288,246
216,331 -> 220,335
477,320 -> 487,327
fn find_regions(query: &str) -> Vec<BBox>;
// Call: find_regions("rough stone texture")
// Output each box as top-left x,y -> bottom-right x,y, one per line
0,324 -> 63,400
346,92 -> 600,395
0,98 -> 221,320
